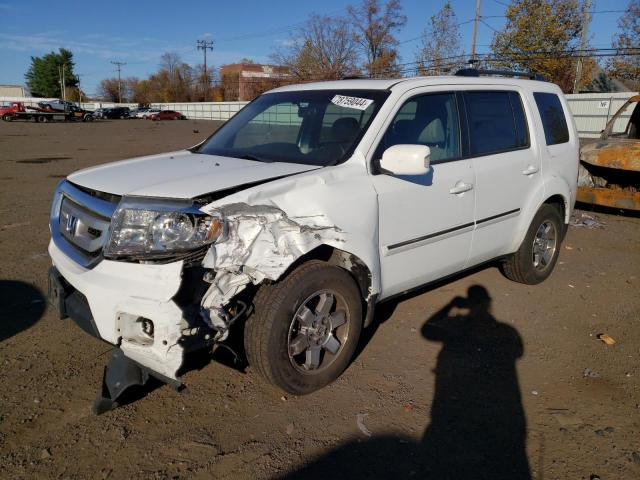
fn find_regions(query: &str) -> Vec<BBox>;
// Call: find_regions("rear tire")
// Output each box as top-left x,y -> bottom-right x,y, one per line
37,115 -> 48,123
245,261 -> 363,395
501,204 -> 563,284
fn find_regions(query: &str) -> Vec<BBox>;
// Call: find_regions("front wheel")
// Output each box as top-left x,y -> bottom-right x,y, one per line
245,261 -> 363,395
501,204 -> 563,284
2,114 -> 13,122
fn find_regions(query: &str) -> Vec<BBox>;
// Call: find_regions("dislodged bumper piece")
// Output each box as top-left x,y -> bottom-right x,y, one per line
93,349 -> 150,414
93,348 -> 182,415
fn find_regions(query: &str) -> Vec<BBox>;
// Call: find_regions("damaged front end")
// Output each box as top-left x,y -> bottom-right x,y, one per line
49,177 -> 372,414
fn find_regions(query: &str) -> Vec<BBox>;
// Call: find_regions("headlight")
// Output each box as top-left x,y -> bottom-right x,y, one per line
104,197 -> 224,259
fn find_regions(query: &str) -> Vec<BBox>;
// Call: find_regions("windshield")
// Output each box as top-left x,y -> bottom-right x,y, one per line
197,89 -> 390,166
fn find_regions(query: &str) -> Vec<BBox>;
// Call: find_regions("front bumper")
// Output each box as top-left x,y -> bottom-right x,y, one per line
48,239 -> 188,380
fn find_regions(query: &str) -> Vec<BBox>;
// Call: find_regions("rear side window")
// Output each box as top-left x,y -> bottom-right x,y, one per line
465,91 -> 529,156
533,92 -> 569,145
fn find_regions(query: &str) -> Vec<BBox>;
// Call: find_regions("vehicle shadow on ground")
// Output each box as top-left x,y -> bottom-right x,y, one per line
281,285 -> 531,480
0,280 -> 46,342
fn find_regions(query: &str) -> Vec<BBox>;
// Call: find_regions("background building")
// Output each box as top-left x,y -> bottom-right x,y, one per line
0,85 -> 26,97
219,63 -> 290,101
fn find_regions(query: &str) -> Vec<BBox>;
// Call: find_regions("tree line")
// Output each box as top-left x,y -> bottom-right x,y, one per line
25,0 -> 640,102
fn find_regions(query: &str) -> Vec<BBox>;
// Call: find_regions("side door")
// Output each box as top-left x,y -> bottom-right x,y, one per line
371,90 -> 476,298
464,89 -> 543,264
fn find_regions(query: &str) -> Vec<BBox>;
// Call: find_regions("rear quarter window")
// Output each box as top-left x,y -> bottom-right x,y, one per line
533,92 -> 569,145
464,91 -> 529,156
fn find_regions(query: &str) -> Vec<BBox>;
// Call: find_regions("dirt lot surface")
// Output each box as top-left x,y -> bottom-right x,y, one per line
1,119 -> 639,480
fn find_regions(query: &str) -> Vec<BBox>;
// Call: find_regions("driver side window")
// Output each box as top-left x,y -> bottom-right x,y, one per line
377,92 -> 461,163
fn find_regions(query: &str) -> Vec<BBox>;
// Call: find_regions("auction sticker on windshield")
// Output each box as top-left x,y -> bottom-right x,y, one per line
331,95 -> 373,111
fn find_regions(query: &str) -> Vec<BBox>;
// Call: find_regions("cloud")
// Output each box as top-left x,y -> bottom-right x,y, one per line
0,32 -> 180,63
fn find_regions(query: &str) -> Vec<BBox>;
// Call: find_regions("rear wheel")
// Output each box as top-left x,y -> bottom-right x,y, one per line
245,261 -> 362,395
37,115 -> 48,123
501,204 -> 563,284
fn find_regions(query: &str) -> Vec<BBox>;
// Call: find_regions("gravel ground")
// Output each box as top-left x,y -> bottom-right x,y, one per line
0,119 -> 639,480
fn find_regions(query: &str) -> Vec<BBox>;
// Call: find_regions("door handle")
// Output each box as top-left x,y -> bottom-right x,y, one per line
449,182 -> 473,194
522,165 -> 539,175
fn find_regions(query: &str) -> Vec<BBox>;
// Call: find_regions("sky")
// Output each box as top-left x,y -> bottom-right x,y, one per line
0,0 -> 631,96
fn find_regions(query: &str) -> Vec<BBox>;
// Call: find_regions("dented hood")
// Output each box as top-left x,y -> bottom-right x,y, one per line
67,150 -> 321,198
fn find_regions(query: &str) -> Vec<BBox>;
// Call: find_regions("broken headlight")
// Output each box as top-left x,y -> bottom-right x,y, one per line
104,197 -> 223,259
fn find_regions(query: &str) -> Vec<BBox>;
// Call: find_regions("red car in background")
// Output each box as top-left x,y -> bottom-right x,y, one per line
149,110 -> 186,121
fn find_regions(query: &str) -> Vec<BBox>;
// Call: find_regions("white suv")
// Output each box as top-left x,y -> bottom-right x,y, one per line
48,70 -> 578,411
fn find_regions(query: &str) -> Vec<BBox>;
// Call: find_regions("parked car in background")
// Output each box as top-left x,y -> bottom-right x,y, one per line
138,108 -> 159,119
149,110 -> 185,121
102,107 -> 130,119
92,108 -> 109,119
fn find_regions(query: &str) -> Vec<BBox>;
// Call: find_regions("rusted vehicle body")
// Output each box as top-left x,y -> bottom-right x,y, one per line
578,95 -> 640,211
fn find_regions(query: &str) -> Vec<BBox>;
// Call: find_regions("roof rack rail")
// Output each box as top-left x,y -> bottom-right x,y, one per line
342,75 -> 368,80
455,68 -> 546,81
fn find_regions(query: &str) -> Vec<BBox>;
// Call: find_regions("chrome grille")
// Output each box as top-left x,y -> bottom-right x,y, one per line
51,181 -> 119,268
59,197 -> 110,253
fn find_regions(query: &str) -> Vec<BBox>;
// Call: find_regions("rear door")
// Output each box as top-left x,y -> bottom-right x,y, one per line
464,89 -> 543,264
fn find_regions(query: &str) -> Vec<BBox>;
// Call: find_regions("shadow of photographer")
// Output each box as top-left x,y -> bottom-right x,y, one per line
281,285 -> 531,480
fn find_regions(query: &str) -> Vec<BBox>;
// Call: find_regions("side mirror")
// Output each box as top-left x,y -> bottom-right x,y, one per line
380,144 -> 431,176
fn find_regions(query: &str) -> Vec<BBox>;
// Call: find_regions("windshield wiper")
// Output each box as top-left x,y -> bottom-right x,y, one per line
236,154 -> 275,163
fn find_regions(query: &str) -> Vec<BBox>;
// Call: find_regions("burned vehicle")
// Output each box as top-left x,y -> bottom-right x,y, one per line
48,71 -> 579,412
578,95 -> 640,211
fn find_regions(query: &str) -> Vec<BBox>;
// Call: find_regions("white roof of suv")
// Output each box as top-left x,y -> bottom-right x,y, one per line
270,75 -> 561,94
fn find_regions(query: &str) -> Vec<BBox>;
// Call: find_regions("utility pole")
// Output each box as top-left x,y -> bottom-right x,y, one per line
111,60 -> 126,103
573,0 -> 591,93
470,0 -> 481,66
77,74 -> 83,104
58,66 -> 63,99
61,63 -> 67,102
197,39 -> 214,101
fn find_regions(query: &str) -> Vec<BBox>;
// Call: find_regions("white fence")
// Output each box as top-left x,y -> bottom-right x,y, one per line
565,92 -> 637,138
149,102 -> 248,121
2,92 -> 638,137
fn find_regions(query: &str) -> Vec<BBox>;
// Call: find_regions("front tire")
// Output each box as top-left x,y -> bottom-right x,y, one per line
501,204 -> 563,284
245,261 -> 363,395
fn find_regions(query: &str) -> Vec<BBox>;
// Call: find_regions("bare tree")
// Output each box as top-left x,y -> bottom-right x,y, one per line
606,0 -> 640,90
347,0 -> 407,77
272,14 -> 359,80
416,1 -> 464,75
98,78 -> 120,102
160,52 -> 182,78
